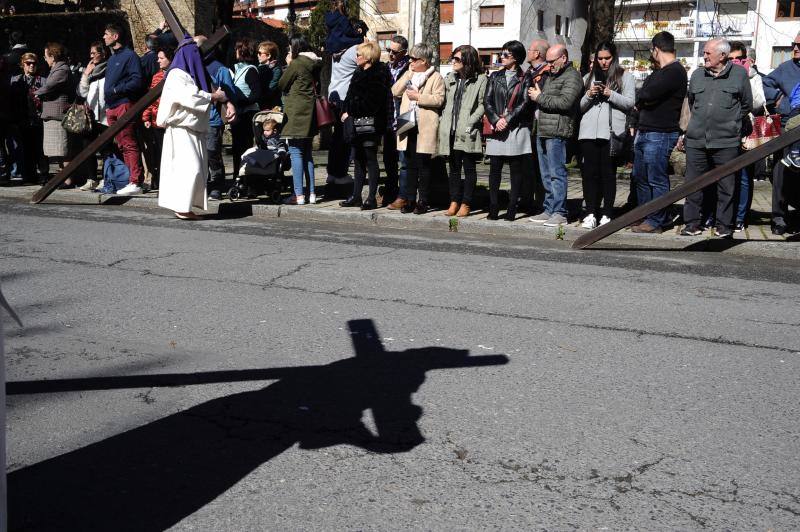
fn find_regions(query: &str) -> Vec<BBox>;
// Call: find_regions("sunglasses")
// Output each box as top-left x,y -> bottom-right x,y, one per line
409,56 -> 421,62
24,61 -> 36,65
386,48 -> 406,55
792,42 -> 800,49
451,56 -> 462,64
500,52 -> 513,59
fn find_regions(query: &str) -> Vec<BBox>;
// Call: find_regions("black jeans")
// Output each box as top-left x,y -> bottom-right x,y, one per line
20,123 -> 44,182
488,155 -> 524,214
328,104 -> 352,178
772,146 -> 800,225
683,146 -> 739,230
580,139 -> 616,218
231,110 -> 256,178
404,132 -> 432,204
206,125 -> 225,189
352,138 -> 379,203
448,148 -> 479,204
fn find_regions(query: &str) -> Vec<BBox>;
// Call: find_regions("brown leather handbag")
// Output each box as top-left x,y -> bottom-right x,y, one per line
312,81 -> 335,128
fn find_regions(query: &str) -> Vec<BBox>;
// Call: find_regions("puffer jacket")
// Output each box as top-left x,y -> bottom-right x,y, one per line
536,64 -> 582,139
483,67 -> 531,131
438,71 -> 487,155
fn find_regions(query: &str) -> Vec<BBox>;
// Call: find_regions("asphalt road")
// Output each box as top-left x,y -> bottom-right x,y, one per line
2,200 -> 799,530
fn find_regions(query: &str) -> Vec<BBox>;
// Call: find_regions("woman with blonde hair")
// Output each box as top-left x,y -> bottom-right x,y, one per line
339,41 -> 391,209
392,43 -> 445,214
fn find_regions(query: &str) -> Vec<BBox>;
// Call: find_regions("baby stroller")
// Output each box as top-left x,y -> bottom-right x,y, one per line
228,109 -> 292,202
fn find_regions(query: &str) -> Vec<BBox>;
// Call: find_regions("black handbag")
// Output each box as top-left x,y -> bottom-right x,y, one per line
608,103 -> 627,158
353,116 -> 376,135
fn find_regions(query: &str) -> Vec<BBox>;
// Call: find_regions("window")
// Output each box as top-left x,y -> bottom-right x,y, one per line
555,15 -> 562,34
776,0 -> 799,18
564,17 -> 570,37
440,42 -> 453,60
537,10 -> 544,31
375,0 -> 398,14
441,1 -> 454,24
479,48 -> 503,69
377,31 -> 397,51
479,6 -> 504,27
772,46 -> 793,68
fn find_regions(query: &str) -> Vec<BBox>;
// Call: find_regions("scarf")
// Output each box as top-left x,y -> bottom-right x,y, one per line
410,66 -> 435,90
298,51 -> 322,62
88,60 -> 107,82
169,35 -> 211,92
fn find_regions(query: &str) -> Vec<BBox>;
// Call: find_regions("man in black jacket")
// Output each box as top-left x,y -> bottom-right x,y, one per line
630,32 -> 687,234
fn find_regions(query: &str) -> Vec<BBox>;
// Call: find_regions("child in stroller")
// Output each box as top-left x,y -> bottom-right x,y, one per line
228,109 -> 292,202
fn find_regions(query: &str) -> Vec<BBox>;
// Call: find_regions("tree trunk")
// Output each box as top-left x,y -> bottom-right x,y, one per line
581,0 -> 615,73
420,0 -> 440,66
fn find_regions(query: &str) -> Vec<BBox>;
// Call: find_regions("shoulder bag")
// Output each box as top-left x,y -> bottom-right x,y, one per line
607,103 -> 627,158
62,103 -> 93,135
743,105 -> 781,150
312,80 -> 335,128
482,73 -> 523,137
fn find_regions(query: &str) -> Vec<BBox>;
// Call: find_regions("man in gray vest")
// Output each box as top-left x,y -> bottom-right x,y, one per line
680,38 -> 752,238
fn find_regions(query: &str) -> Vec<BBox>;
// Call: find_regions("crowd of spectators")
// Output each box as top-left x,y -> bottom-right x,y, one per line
1,18 -> 799,235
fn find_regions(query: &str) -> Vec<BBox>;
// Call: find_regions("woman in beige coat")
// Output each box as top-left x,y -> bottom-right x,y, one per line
392,43 -> 445,214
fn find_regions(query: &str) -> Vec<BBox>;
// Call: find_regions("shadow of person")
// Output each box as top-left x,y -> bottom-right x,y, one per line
8,320 -> 508,531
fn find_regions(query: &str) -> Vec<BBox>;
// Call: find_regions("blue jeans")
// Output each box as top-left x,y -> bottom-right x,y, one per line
536,137 -> 568,216
736,165 -> 753,224
288,138 -> 315,197
633,131 -> 679,228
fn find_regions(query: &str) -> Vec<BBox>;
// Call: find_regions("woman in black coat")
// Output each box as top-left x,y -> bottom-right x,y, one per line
339,42 -> 389,210
483,40 -> 532,220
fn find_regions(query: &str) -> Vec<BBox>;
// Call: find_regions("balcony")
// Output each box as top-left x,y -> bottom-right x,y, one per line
696,15 -> 755,38
615,20 -> 696,41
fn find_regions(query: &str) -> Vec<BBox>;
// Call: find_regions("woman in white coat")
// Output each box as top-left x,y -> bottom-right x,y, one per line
156,37 -> 228,220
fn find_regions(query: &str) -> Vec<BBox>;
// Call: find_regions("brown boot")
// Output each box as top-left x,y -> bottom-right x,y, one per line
387,198 -> 407,210
456,203 -> 471,217
446,201 -> 459,216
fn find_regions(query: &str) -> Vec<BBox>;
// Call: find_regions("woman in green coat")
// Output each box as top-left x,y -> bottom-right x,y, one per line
278,36 -> 322,205
438,45 -> 487,217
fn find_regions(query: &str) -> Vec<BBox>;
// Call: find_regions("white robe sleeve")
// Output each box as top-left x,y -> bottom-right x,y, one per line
156,69 -> 213,131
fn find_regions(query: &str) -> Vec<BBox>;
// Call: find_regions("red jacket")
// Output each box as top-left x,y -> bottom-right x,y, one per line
141,70 -> 165,126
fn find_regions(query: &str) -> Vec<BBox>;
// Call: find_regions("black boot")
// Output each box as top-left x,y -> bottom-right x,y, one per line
504,207 -> 516,221
413,201 -> 428,215
487,204 -> 499,220
361,198 -> 377,210
401,201 -> 416,214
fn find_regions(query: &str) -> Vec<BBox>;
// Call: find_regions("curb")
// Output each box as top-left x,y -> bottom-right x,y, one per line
4,186 -> 798,260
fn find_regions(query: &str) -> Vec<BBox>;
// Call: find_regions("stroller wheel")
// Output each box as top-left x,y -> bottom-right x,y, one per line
270,190 -> 282,204
228,187 -> 240,201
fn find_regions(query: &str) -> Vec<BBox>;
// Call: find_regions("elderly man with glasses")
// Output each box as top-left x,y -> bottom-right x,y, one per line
762,31 -> 800,235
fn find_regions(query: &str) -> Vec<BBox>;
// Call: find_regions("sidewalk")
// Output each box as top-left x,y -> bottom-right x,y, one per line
3,151 -> 798,259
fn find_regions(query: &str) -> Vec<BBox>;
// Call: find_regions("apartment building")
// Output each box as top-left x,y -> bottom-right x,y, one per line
614,0 -> 798,78
361,0 -> 586,70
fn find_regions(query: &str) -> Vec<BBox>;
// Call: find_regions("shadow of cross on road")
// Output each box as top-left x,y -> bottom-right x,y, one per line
8,320 -> 508,531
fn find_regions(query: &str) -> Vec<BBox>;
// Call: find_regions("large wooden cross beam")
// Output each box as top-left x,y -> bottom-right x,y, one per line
572,125 -> 800,249
31,0 -> 229,204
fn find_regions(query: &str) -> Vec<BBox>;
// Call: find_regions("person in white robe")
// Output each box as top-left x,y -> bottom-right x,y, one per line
156,37 -> 227,220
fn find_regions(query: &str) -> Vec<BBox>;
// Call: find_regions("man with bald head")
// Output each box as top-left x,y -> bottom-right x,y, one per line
680,37 -> 752,238
528,43 -> 582,226
521,38 -> 550,214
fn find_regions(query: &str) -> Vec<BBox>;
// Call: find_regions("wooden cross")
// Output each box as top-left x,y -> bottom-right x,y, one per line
31,0 -> 230,204
572,126 -> 800,249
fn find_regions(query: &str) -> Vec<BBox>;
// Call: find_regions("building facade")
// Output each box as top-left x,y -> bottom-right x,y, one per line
614,0 -> 798,78
361,0 -> 587,71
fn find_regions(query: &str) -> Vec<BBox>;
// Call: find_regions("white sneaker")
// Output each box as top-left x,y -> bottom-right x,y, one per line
599,215 -> 611,226
581,214 -> 597,229
116,183 -> 143,196
79,179 -> 99,191
308,193 -> 317,204
529,212 -> 550,223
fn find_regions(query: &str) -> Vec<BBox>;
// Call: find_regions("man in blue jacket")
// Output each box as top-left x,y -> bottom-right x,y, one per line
102,23 -> 144,196
762,30 -> 800,235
